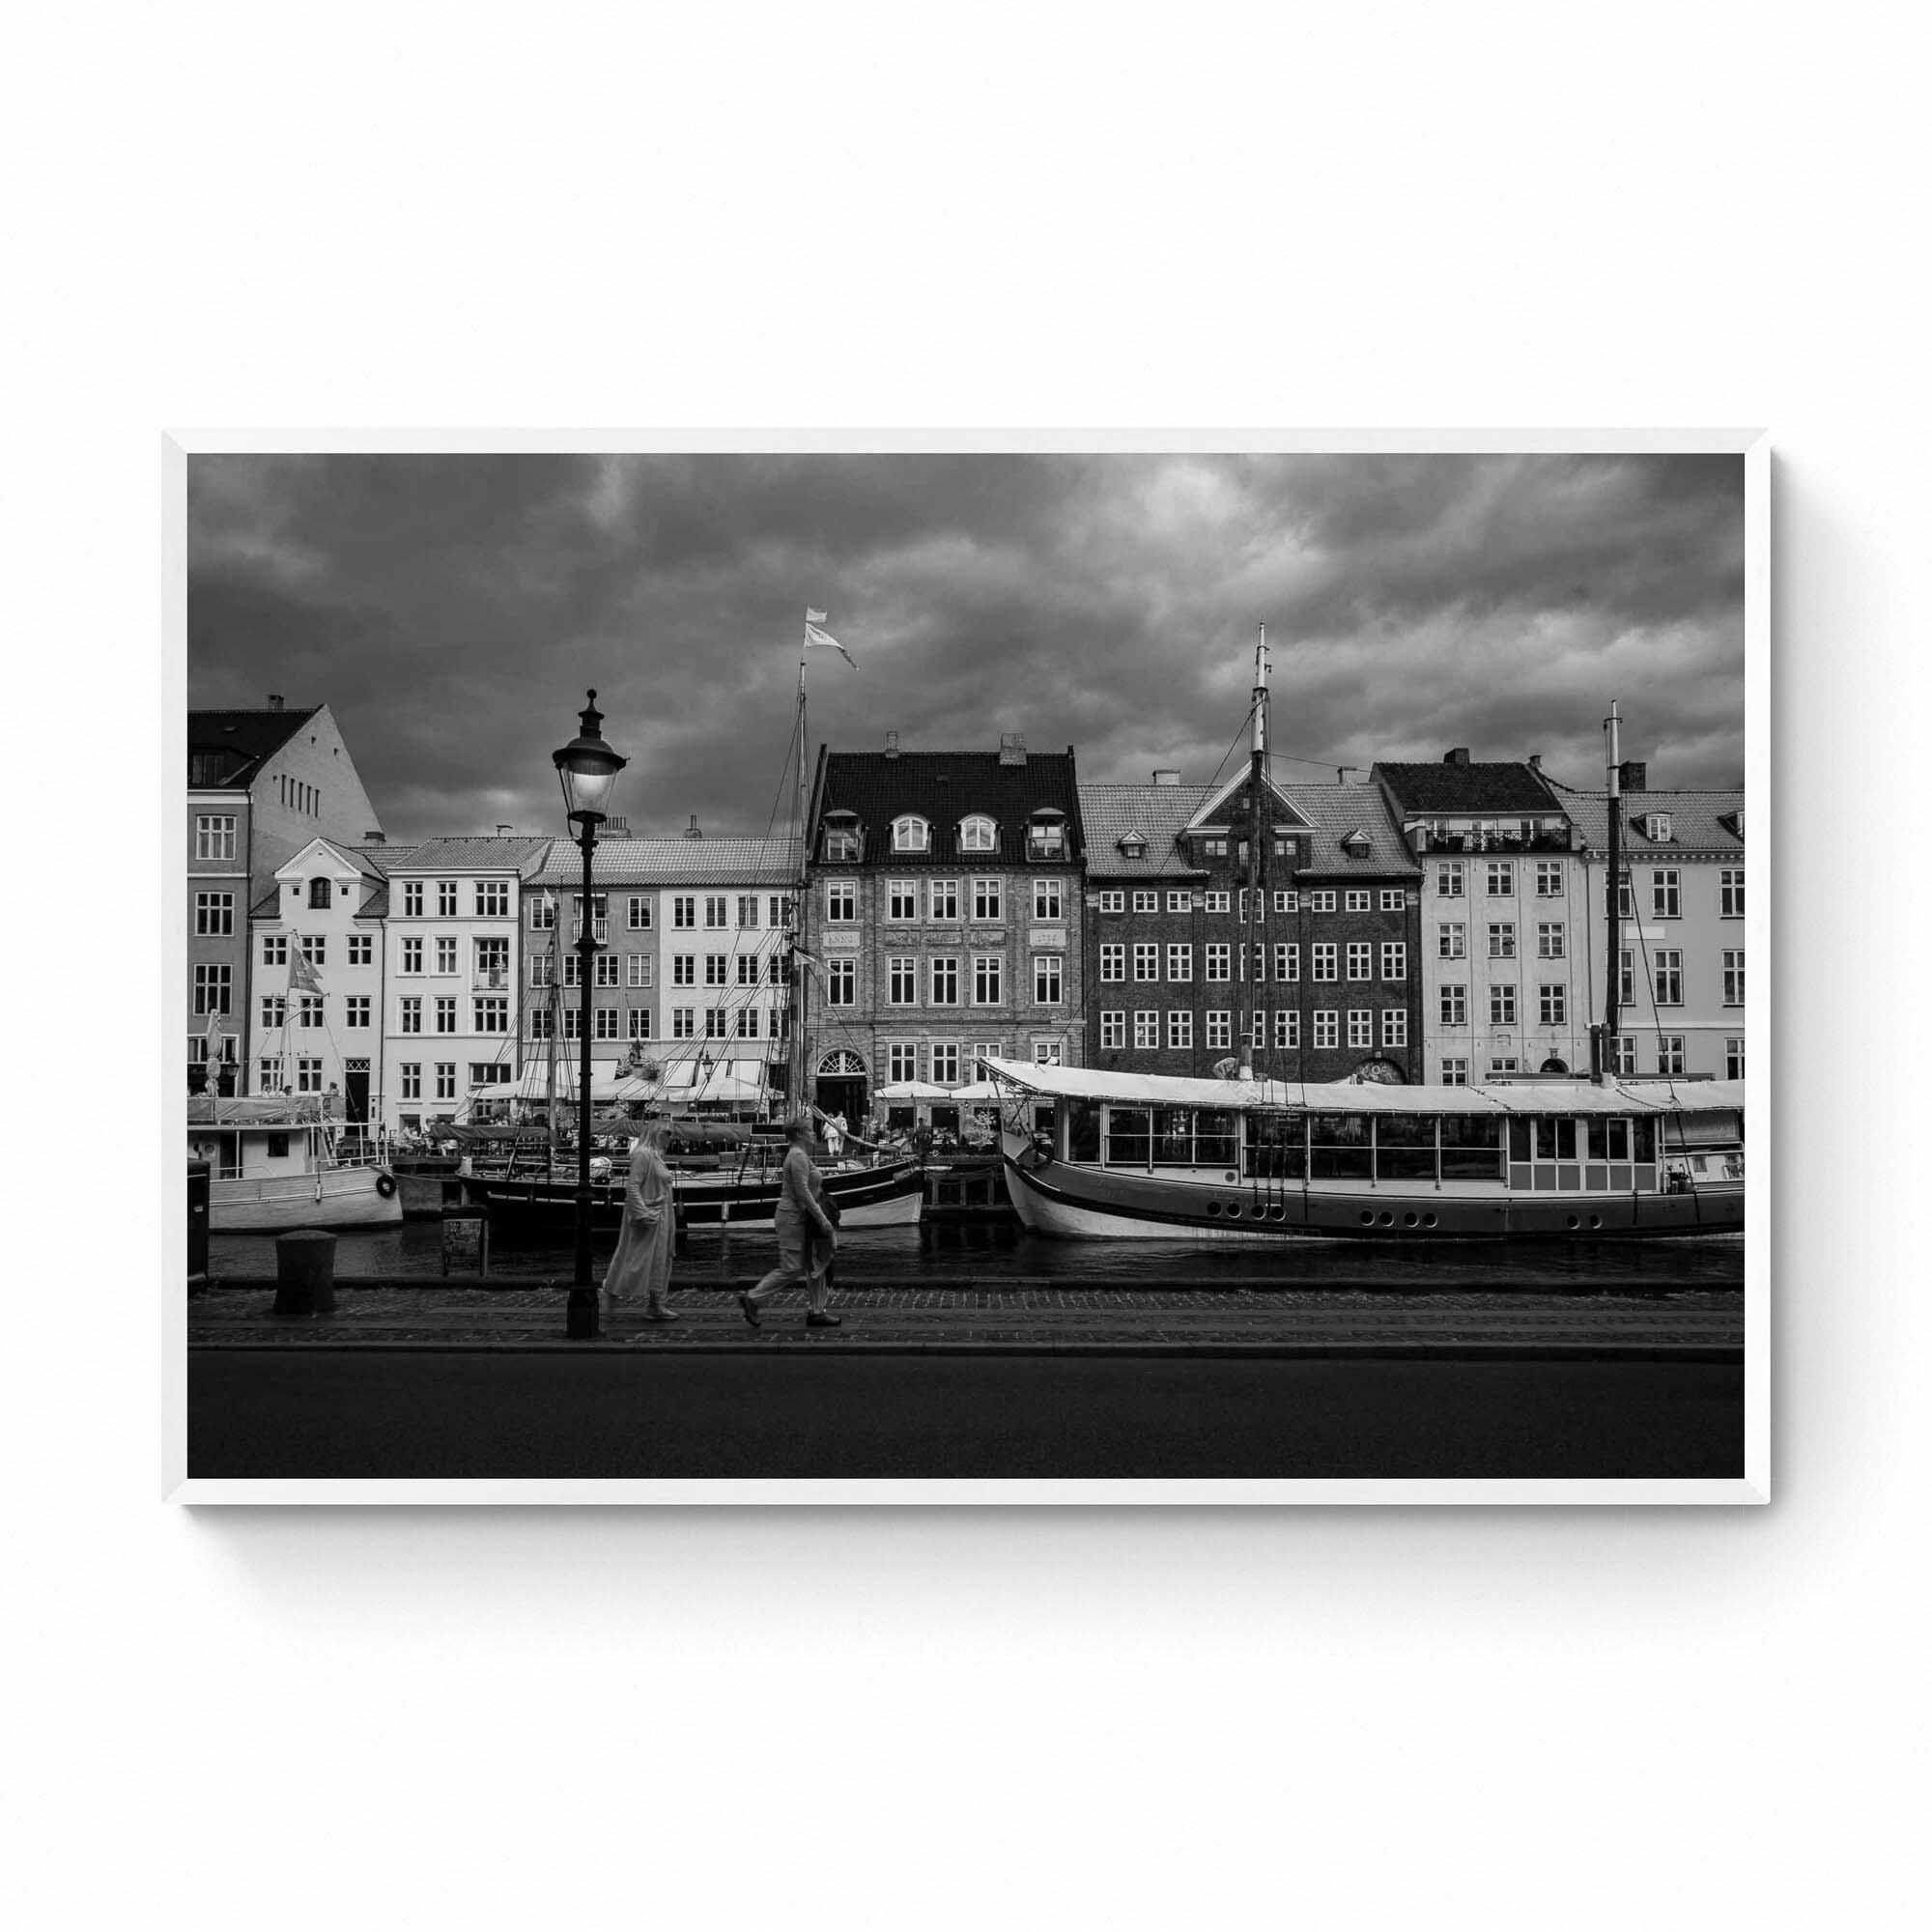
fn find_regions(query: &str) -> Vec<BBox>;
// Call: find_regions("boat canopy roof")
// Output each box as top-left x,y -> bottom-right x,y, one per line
980,1056 -> 1745,1118
187,1095 -> 326,1127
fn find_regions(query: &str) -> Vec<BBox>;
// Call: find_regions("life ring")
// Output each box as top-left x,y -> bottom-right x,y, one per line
375,1172 -> 398,1199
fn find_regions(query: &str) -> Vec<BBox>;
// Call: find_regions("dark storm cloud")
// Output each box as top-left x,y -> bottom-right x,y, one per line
186,452 -> 1745,842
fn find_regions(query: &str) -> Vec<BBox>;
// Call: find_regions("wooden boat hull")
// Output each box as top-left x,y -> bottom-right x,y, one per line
462,1157 -> 926,1229
209,1164 -> 404,1233
1002,1149 -> 1744,1242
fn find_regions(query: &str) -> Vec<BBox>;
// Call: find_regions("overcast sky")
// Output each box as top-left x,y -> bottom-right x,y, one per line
185,452 -> 1745,842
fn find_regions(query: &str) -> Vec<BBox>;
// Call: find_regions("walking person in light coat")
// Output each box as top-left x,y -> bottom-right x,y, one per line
601,1122 -> 679,1324
739,1115 -> 840,1329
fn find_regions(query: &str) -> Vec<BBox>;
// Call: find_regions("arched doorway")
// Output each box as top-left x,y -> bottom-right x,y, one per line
814,1049 -> 868,1126
1355,1058 -> 1406,1085
1539,1057 -> 1570,1075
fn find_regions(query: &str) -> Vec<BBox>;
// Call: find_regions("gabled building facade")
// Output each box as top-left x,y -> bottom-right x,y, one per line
187,699 -> 383,1094
522,834 -> 798,1108
1080,770 -> 1423,1082
1373,753 -> 1589,1085
804,735 -> 1086,1124
378,835 -> 550,1134
246,837 -> 393,1123
1545,770 -> 1747,1082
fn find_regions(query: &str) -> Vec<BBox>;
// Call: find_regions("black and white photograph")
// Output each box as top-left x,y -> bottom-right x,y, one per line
179,443 -> 1761,1492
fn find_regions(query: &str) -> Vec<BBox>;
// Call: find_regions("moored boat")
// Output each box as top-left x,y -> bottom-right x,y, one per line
985,1056 -> 1744,1241
187,1095 -> 403,1232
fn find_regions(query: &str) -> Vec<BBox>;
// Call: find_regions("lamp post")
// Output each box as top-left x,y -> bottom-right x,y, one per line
553,690 -> 629,1340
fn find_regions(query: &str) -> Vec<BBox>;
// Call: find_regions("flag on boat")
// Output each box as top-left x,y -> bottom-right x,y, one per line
790,946 -> 828,983
288,938 -> 323,994
804,610 -> 855,667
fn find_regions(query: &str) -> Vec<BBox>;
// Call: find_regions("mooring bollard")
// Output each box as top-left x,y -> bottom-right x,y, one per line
441,1210 -> 489,1277
273,1229 -> 337,1318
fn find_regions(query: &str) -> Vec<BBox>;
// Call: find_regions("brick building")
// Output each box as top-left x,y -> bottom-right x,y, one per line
1372,752 -> 1590,1084
1079,769 -> 1423,1082
803,734 -> 1086,1123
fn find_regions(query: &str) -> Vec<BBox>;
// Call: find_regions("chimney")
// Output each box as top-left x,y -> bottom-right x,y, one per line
998,731 -> 1026,767
363,831 -> 385,844
1151,769 -> 1180,786
885,731 -> 900,759
601,816 -> 629,837
1619,759 -> 1647,793
684,813 -> 703,839
1444,747 -> 1469,765
1527,753 -> 1543,773
268,694 -> 284,712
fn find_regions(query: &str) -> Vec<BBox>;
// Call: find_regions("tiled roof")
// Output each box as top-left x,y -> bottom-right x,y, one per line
386,836 -> 552,875
342,843 -> 398,878
1373,759 -> 1565,814
1546,786 -> 1745,854
528,836 -> 802,887
186,707 -> 317,787
812,750 -> 1084,863
1077,783 -> 1215,878
1078,779 -> 1418,878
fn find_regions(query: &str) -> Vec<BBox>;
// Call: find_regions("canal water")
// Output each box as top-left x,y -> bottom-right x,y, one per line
209,1218 -> 1744,1292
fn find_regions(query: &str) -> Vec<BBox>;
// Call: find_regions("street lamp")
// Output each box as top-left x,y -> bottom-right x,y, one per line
553,689 -> 629,1340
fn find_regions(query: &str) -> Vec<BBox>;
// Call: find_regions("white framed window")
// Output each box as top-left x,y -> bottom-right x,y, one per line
973,953 -> 1004,1004
1654,950 -> 1684,1006
527,1010 -> 554,1040
475,881 -> 508,918
960,815 -> 997,853
929,1041 -> 961,1084
194,891 -> 234,936
1440,983 -> 1466,1026
400,996 -> 421,1035
1346,942 -> 1372,980
1435,864 -> 1463,898
703,895 -> 726,928
434,997 -> 457,1033
1310,943 -> 1337,982
627,954 -> 653,988
1344,890 -> 1371,913
192,963 -> 231,1015
1313,1009 -> 1338,1049
1033,878 -> 1063,921
1202,837 -> 1227,859
1033,953 -> 1063,1004
294,1058 -> 324,1094
1486,862 -> 1514,896
468,1063 -> 499,1089
1618,950 -> 1636,1006
1722,950 -> 1745,1007
670,954 -> 695,987
826,958 -> 856,1006
1487,923 -> 1516,958
434,1063 -> 456,1100
1175,1009 -> 1199,1050
1133,1011 -> 1158,1049
1201,1009 -> 1229,1051
1100,943 -> 1125,982
260,995 -> 286,1030
1206,942 -> 1232,981
973,877 -> 1003,921
627,1009 -> 654,1040
1490,984 -> 1517,1025
529,954 -> 554,987
348,932 -> 373,966
1165,943 -> 1192,981
1206,890 -> 1231,913
735,895 -> 759,929
302,936 -> 326,967
400,1064 -> 422,1099
1167,890 -> 1191,914
887,880 -> 918,922
435,937 -> 458,974
1133,943 -> 1159,981
670,895 -> 696,929
345,995 -> 371,1029
436,882 -> 457,917
704,953 -> 728,987
1534,862 -> 1564,897
736,955 -> 760,986
886,1042 -> 919,1083
262,932 -> 288,966
825,881 -> 856,923
734,1008 -> 760,1039
1100,1010 -> 1125,1050
1656,1035 -> 1687,1075
1381,1008 -> 1407,1047
1275,1009 -> 1298,1050
194,814 -> 237,861
1720,869 -> 1745,919
1274,943 -> 1297,981
670,1009 -> 695,1039
1028,819 -> 1066,860
1379,942 -> 1406,980
1348,1009 -> 1373,1048
1651,870 -> 1681,918
1378,889 -> 1406,912
1725,1037 -> 1745,1080
1538,984 -> 1566,1026
1487,1057 -> 1520,1079
1133,890 -> 1157,913
821,824 -> 861,862
892,814 -> 930,853
887,957 -> 918,1005
1440,1057 -> 1468,1087
1274,890 -> 1294,913
705,1006 -> 728,1039
526,892 -> 552,928
1032,1039 -> 1064,1067
474,997 -> 509,1033
1097,890 -> 1124,914
1536,922 -> 1565,959
298,994 -> 324,1030
929,956 -> 959,1005
1644,811 -> 1674,843
929,878 -> 960,922
627,895 -> 653,930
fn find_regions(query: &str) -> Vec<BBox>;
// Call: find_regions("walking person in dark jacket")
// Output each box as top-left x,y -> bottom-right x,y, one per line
739,1116 -> 840,1328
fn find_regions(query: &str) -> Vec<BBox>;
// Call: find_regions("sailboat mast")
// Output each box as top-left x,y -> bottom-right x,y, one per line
1239,625 -> 1268,1078
790,647 -> 810,1119
1603,699 -> 1623,1080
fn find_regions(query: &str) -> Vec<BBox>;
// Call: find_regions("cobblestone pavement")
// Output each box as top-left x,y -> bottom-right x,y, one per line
188,1282 -> 1744,1353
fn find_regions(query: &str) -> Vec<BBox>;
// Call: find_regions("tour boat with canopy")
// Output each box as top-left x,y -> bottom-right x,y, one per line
187,1094 -> 403,1232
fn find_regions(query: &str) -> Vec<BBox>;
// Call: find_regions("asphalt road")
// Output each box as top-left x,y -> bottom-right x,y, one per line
189,1351 -> 1743,1480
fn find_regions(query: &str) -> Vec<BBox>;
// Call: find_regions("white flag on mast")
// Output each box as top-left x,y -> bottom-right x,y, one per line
804,609 -> 855,668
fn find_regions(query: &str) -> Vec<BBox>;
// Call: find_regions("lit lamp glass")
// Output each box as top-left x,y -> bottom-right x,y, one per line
552,689 -> 629,821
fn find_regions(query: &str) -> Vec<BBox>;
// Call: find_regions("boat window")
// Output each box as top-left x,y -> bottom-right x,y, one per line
1066,1102 -> 1101,1164
1246,1114 -> 1306,1180
1310,1112 -> 1373,1180
1104,1107 -> 1151,1167
267,1133 -> 290,1158
1440,1115 -> 1504,1179
1508,1118 -> 1533,1162
1374,1113 -> 1437,1180
1632,1119 -> 1657,1162
1196,1110 -> 1238,1169
1151,1109 -> 1196,1166
1532,1118 -> 1577,1161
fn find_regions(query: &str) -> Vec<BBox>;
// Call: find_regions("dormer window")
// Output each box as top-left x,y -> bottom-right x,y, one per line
1643,812 -> 1674,843
1118,834 -> 1147,860
1027,809 -> 1066,860
1340,829 -> 1373,860
892,814 -> 930,854
959,814 -> 997,853
307,879 -> 332,909
821,810 -> 861,863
